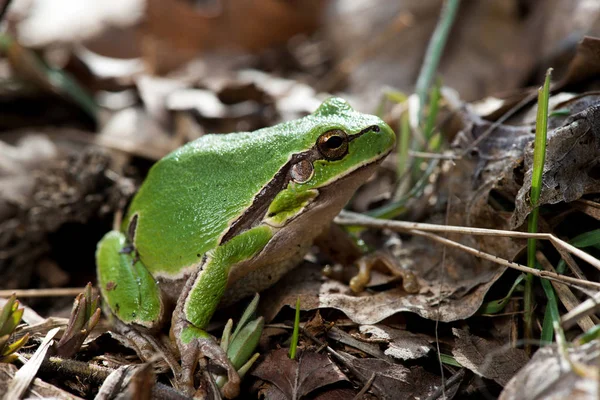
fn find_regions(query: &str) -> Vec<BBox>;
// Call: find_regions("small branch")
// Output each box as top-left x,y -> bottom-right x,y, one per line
336,211 -> 600,273
0,288 -> 90,298
536,251 -> 595,332
0,0 -> 13,24
411,229 -> 600,291
336,212 -> 600,291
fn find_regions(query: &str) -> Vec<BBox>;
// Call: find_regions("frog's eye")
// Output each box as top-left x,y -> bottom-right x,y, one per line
317,129 -> 348,160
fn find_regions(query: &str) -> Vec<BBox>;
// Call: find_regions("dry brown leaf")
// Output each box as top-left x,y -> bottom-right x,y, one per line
558,36 -> 600,91
0,135 -> 58,221
511,104 -> 600,228
335,351 -> 444,400
262,261 -> 505,325
359,325 -> 433,361
251,348 -> 349,399
143,0 -> 325,73
95,364 -> 157,400
452,328 -> 529,387
0,363 -> 82,400
500,340 -> 600,400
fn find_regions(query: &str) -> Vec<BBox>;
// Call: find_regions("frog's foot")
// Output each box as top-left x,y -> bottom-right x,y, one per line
172,317 -> 240,399
349,252 -> 420,294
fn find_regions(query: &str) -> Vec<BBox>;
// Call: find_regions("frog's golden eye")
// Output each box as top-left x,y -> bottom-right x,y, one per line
317,129 -> 348,160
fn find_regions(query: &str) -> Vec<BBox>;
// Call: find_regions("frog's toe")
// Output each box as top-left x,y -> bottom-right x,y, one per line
198,340 -> 240,399
175,324 -> 240,399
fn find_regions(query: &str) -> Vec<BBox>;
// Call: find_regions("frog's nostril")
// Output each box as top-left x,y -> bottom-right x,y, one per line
372,125 -> 380,132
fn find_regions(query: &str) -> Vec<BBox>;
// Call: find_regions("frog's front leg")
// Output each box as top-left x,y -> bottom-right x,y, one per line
172,225 -> 273,399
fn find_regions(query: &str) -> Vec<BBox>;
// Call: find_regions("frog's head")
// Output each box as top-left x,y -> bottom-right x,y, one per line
263,97 -> 395,228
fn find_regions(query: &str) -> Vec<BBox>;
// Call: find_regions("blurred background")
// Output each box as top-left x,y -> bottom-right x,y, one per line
1,0 -> 600,299
1,0 -> 600,302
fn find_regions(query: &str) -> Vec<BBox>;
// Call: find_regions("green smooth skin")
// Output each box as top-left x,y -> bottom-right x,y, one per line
96,97 -> 395,395
96,231 -> 162,327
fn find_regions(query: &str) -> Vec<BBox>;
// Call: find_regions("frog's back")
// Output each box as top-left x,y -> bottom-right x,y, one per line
126,119 -> 315,277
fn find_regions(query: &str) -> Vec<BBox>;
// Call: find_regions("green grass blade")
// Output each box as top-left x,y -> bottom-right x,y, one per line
439,353 -> 462,367
415,0 -> 460,125
577,324 -> 600,345
530,70 -> 552,206
569,229 -> 600,248
289,297 -> 301,360
423,79 -> 442,140
478,273 -> 525,314
0,296 -> 16,335
540,278 -> 559,345
230,293 -> 260,344
397,109 -> 411,182
0,307 -> 22,338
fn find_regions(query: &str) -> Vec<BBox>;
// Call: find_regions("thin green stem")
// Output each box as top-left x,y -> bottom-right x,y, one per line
289,297 -> 301,360
524,68 -> 552,349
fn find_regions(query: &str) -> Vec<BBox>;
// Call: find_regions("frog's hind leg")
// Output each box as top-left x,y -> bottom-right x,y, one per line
96,231 -> 165,329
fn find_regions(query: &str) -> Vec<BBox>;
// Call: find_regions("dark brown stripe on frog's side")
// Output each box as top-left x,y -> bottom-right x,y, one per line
219,147 -> 320,244
218,124 -> 381,245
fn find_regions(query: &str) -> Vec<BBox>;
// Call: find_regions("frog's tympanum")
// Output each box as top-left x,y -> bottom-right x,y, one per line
96,98 -> 395,398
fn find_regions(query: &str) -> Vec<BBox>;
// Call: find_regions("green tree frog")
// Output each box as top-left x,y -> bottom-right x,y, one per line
96,97 -> 395,398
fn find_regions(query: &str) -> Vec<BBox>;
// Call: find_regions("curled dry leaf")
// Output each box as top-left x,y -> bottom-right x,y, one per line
263,260 -> 506,326
500,340 -> 600,400
510,104 -> 600,228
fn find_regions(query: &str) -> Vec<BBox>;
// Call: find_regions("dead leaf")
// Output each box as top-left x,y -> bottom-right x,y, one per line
251,348 -> 349,399
335,351 -> 443,400
500,340 -> 600,400
558,36 -> 600,91
327,327 -> 391,362
0,363 -> 82,400
510,104 -> 600,228
5,327 -> 60,399
143,0 -> 325,73
452,328 -> 529,387
95,364 -> 156,400
359,325 -> 433,361
0,135 -> 58,221
263,259 -> 505,325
